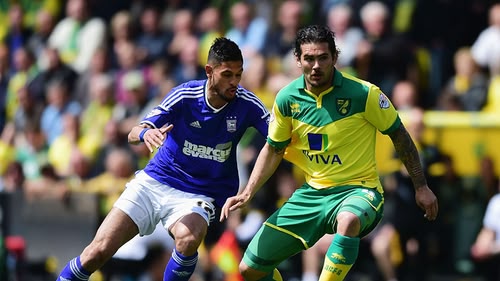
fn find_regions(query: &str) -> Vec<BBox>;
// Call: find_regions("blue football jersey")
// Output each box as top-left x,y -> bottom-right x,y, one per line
140,80 -> 270,207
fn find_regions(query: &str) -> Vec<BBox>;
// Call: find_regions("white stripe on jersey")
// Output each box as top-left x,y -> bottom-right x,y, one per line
236,88 -> 270,118
159,85 -> 205,110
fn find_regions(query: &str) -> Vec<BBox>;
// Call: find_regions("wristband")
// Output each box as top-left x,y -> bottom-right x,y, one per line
139,128 -> 150,142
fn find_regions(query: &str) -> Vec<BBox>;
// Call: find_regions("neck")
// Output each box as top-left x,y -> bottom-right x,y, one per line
206,91 -> 227,109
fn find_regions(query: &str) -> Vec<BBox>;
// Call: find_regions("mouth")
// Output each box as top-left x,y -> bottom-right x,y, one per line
310,73 -> 322,80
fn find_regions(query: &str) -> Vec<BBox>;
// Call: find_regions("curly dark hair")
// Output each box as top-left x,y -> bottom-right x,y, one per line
207,37 -> 243,65
293,25 -> 340,60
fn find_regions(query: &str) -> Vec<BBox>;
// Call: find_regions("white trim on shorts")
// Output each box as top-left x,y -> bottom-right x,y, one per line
114,170 -> 216,236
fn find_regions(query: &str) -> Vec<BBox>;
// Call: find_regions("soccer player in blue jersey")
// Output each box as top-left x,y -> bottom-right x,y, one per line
220,25 -> 439,281
55,37 -> 270,281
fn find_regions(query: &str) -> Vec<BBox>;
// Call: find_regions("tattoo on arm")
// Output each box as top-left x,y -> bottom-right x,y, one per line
388,124 -> 427,189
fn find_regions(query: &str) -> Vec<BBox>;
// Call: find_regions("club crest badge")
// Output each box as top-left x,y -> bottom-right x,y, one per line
336,98 -> 351,115
226,118 -> 237,132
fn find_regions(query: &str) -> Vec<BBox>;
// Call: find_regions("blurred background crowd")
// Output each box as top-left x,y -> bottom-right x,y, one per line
0,0 -> 500,281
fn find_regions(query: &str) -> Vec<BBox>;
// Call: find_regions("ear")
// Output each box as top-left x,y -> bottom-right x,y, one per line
205,64 -> 213,77
297,61 -> 301,68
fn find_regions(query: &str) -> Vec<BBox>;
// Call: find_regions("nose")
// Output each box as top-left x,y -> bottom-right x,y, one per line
313,59 -> 321,69
230,76 -> 240,86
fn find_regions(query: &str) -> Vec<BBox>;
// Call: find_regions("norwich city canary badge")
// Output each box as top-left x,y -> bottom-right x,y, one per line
336,98 -> 351,115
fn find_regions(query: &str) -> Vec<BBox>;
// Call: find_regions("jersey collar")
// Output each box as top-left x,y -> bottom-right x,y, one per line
204,81 -> 229,113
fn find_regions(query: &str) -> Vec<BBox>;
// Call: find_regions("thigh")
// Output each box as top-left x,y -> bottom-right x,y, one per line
333,187 -> 384,238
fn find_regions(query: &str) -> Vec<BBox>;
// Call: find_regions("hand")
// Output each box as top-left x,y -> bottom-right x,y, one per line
143,124 -> 173,153
219,192 -> 251,222
415,185 -> 438,221
471,243 -> 493,261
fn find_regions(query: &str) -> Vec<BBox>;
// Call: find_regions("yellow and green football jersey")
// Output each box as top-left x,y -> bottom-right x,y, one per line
268,70 -> 401,192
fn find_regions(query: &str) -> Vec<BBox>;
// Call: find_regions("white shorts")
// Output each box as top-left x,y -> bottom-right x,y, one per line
114,170 -> 216,236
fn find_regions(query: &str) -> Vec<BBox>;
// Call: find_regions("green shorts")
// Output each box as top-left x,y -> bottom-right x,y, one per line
243,184 -> 384,272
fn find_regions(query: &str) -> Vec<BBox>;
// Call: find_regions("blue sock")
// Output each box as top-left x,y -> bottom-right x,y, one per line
57,256 -> 91,281
163,249 -> 198,281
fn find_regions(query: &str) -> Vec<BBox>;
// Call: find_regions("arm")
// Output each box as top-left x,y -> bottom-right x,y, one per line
128,124 -> 173,153
220,142 -> 285,221
388,123 -> 438,221
471,227 -> 500,260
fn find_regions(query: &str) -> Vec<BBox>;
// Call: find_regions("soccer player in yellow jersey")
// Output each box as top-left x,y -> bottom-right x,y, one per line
220,25 -> 438,281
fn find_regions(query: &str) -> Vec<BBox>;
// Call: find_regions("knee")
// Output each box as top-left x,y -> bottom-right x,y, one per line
239,262 -> 265,281
370,226 -> 394,257
371,235 -> 391,257
81,240 -> 115,270
336,211 -> 361,236
172,223 -> 206,255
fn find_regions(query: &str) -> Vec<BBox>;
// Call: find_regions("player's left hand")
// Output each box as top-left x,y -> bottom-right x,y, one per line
219,192 -> 251,222
143,124 -> 173,153
415,185 -> 438,221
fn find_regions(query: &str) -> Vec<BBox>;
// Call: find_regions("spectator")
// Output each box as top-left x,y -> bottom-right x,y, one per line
73,147 -> 136,222
90,119 -> 135,177
166,8 -> 196,66
47,114 -> 84,178
15,121 -> 48,181
12,86 -> 44,136
196,6 -> 224,68
113,70 -> 151,136
0,43 -> 12,133
264,0 -> 304,62
112,41 -> 151,107
79,73 -> 116,162
27,9 -> 57,64
437,47 -> 489,111
326,3 -> 363,73
470,181 -> 500,281
225,1 -> 269,67
471,3 -> 500,77
48,0 -> 106,73
171,36 -> 206,84
239,54 -> 275,110
28,46 -> 78,102
2,4 -> 32,67
5,47 -> 38,122
108,10 -> 135,70
0,161 -> 24,193
40,79 -> 81,145
136,5 -> 171,65
0,122 -> 17,176
74,47 -> 112,108
391,80 -> 419,111
356,1 -> 417,96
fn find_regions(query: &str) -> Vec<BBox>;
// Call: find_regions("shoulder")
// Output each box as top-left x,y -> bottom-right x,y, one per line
337,71 -> 374,95
235,87 -> 269,114
160,80 -> 205,107
275,76 -> 303,103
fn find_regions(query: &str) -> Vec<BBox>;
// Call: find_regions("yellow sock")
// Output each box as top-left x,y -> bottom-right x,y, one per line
318,258 -> 353,281
318,234 -> 360,281
272,268 -> 283,281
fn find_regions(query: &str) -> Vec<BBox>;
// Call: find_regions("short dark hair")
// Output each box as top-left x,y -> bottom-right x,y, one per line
293,25 -> 339,60
207,37 -> 243,65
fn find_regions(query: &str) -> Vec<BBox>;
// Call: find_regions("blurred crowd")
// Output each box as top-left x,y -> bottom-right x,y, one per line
1,0 -> 500,281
